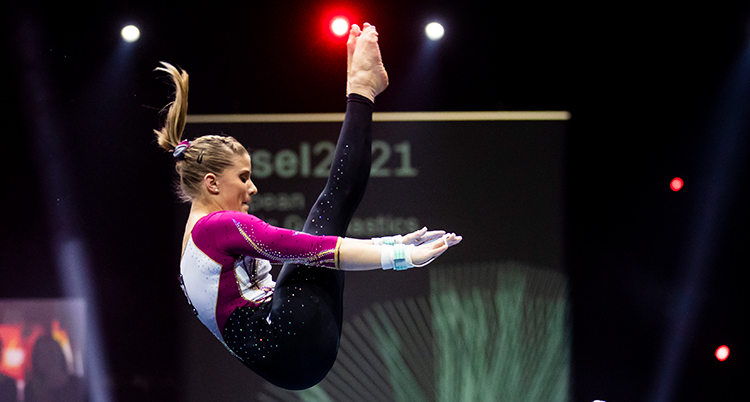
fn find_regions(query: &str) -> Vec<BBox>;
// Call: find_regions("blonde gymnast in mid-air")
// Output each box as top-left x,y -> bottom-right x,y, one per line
154,23 -> 461,389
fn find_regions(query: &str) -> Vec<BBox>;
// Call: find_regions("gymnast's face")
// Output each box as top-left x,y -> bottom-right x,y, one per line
215,152 -> 257,212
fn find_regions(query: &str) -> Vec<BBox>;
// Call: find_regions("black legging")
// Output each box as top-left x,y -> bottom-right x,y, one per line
223,94 -> 373,390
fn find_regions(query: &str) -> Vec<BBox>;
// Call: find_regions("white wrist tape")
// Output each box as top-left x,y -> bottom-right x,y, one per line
372,235 -> 403,246
381,244 -> 415,270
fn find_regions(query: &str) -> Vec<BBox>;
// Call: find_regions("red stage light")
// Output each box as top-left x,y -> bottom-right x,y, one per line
670,177 -> 683,192
715,345 -> 730,361
330,17 -> 349,37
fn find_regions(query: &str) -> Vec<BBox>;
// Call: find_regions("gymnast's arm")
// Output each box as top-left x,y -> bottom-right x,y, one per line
203,211 -> 461,271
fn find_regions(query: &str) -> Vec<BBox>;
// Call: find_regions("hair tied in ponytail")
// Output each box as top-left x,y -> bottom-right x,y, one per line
173,140 -> 191,160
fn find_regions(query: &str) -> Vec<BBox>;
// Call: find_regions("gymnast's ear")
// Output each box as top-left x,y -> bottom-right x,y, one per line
203,173 -> 219,195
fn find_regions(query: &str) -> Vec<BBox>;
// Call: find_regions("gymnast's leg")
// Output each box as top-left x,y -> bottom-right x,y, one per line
253,92 -> 374,389
222,94 -> 374,390
274,91 -> 373,318
225,24 -> 387,390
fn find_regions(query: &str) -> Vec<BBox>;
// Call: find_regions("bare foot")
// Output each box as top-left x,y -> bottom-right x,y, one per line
347,23 -> 389,102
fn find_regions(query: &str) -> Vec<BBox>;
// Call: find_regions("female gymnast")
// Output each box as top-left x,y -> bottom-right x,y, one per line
154,24 -> 461,390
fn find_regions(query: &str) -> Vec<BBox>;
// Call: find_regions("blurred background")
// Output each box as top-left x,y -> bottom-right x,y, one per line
1,1 -> 748,401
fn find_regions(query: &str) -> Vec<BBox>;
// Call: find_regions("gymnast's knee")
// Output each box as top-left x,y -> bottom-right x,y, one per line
259,338 -> 340,390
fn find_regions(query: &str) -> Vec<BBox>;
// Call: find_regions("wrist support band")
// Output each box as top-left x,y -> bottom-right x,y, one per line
381,244 -> 414,270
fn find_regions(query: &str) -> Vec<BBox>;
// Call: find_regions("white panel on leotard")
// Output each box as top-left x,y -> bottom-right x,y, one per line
180,237 -> 224,342
234,256 -> 276,303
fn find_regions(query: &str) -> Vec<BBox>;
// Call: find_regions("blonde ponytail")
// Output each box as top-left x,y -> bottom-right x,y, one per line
154,62 -> 189,152
153,62 -> 249,202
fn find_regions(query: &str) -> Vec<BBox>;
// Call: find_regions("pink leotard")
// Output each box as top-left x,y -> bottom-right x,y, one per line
179,210 -> 341,347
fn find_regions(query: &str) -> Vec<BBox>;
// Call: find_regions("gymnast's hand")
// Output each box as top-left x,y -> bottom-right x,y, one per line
410,233 -> 463,267
347,22 -> 389,102
401,227 -> 446,246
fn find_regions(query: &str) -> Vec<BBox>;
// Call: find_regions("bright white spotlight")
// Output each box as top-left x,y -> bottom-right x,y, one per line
121,25 -> 140,43
425,22 -> 445,41
331,17 -> 349,37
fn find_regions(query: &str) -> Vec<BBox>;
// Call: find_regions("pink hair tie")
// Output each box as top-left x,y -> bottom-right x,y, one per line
173,140 -> 191,160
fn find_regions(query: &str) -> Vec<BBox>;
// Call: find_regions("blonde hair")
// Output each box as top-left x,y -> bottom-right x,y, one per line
154,62 -> 248,202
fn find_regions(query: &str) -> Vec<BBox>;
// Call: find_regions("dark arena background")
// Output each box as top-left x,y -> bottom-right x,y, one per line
1,1 -> 748,401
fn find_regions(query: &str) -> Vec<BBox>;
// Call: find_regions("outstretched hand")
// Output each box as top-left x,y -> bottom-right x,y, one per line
347,23 -> 389,101
410,233 -> 463,267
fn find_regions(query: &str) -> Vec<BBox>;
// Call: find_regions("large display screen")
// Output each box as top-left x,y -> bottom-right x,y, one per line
178,111 -> 569,401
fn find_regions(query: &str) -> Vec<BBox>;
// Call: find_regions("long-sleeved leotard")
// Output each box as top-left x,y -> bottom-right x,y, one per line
180,210 -> 341,345
180,94 -> 374,390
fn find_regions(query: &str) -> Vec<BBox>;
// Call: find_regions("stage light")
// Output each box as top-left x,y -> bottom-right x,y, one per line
121,25 -> 140,42
425,22 -> 445,41
331,17 -> 349,37
670,177 -> 683,192
715,345 -> 730,361
2,347 -> 25,368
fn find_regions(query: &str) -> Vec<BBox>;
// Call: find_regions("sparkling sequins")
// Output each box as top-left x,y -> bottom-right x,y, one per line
232,218 -> 337,268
